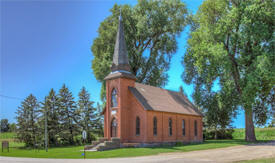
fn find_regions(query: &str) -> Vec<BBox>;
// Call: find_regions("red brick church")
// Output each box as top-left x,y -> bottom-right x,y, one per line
102,15 -> 203,144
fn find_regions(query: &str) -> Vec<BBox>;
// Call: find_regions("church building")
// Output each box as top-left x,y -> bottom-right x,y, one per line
102,14 -> 203,144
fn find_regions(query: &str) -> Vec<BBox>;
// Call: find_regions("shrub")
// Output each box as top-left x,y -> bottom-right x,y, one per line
204,128 -> 234,140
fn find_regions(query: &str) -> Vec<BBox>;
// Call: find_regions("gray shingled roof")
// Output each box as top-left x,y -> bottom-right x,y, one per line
129,83 -> 203,116
104,71 -> 136,80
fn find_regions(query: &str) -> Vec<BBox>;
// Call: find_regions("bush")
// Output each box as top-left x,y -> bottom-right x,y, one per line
175,142 -> 184,146
74,132 -> 97,145
204,128 -> 234,140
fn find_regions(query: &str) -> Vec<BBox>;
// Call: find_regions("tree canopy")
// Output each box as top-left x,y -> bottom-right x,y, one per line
91,0 -> 188,100
40,89 -> 60,146
15,86 -> 102,147
78,87 -> 97,143
182,0 -> 274,141
0,119 -> 10,132
58,84 -> 78,145
16,94 -> 40,147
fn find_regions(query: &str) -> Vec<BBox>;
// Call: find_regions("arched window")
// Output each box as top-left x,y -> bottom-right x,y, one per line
182,119 -> 185,136
169,118 -> 172,136
111,89 -> 118,107
136,116 -> 140,136
153,117 -> 157,136
194,120 -> 198,136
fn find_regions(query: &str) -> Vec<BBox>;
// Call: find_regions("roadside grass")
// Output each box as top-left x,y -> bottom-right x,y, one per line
0,128 -> 274,159
236,157 -> 275,163
0,139 -> 260,159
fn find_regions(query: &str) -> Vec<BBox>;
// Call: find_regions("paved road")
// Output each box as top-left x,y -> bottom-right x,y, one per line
1,141 -> 275,163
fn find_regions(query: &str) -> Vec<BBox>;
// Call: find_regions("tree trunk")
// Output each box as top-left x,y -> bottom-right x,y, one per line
245,108 -> 256,142
70,127 -> 74,144
214,127 -> 218,140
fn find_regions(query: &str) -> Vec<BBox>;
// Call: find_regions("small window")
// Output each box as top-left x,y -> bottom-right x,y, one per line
182,119 -> 185,136
136,116 -> 140,136
194,120 -> 198,136
153,117 -> 157,136
169,118 -> 172,136
111,89 -> 118,107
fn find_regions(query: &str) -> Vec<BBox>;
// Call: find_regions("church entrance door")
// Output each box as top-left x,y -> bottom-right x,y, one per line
111,118 -> 117,137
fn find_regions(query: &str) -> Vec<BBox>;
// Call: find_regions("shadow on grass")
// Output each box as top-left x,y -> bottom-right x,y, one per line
204,139 -> 249,144
136,139 -> 242,151
11,139 -> 274,151
244,140 -> 275,146
16,144 -> 82,150
141,139 -> 273,151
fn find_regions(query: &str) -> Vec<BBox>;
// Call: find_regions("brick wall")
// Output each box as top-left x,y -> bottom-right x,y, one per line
104,77 -> 135,142
146,111 -> 203,143
104,76 -> 203,143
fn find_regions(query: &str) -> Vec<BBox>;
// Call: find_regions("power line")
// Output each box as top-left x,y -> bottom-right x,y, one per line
0,94 -> 23,100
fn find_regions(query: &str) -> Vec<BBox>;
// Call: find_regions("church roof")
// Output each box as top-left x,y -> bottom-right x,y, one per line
104,71 -> 136,80
129,83 -> 203,116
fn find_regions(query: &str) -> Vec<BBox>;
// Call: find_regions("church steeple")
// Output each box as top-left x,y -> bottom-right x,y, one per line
104,11 -> 136,80
111,12 -> 130,72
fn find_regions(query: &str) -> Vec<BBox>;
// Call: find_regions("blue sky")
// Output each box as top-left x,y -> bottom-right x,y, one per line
0,0 -> 245,128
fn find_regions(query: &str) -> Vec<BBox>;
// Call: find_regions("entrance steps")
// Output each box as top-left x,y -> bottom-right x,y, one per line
84,137 -> 107,150
85,137 -> 120,151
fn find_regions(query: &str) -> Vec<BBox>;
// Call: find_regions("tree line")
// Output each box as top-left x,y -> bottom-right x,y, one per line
91,0 -> 275,141
15,84 -> 103,147
0,119 -> 16,133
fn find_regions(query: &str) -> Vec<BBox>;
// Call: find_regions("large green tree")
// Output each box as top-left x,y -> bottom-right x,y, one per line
8,123 -> 17,132
77,87 -> 96,143
94,102 -> 104,136
182,0 -> 274,141
16,94 -> 40,147
58,84 -> 78,145
91,0 -> 188,100
40,89 -> 60,146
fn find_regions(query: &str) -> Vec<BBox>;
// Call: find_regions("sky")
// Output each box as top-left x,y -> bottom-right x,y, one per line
0,0 -> 245,128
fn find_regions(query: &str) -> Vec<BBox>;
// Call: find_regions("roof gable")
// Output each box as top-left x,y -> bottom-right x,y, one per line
129,83 -> 203,116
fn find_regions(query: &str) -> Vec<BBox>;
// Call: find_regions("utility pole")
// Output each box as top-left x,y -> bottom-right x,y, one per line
44,101 -> 48,152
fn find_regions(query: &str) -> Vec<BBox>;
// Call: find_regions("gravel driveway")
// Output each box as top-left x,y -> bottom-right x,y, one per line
1,141 -> 275,163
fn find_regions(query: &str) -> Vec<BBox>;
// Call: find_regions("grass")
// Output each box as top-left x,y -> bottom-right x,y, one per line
233,128 -> 275,141
0,132 -> 24,148
236,157 -> 275,163
0,139 -> 253,159
0,132 -> 16,139
0,128 -> 274,159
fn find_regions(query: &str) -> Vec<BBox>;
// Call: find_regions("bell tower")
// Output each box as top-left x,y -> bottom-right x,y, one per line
104,12 -> 136,142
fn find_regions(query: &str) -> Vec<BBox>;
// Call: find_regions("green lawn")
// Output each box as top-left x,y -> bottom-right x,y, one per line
0,132 -> 16,139
0,132 -> 24,148
1,128 -> 274,159
0,139 -> 253,159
